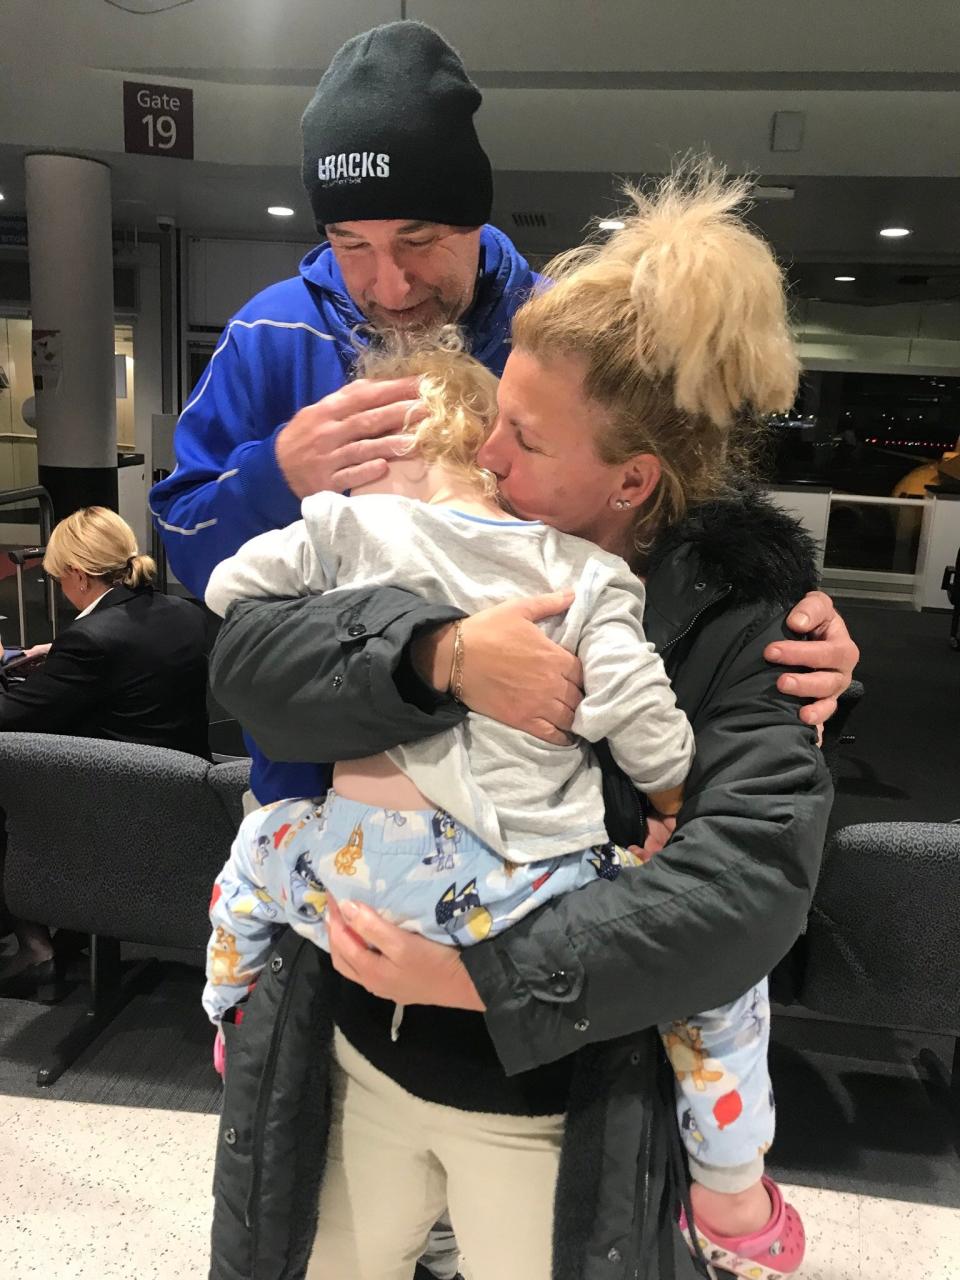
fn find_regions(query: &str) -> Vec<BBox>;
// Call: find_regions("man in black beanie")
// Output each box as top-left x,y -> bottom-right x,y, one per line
299,21 -> 495,335
156,20 -> 538,1280
301,22 -> 493,238
153,20 -> 527,572
153,18 -> 538,706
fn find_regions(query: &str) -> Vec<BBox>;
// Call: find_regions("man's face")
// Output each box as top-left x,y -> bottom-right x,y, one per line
326,220 -> 482,330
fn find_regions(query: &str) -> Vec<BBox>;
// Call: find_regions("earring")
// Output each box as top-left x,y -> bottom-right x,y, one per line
615,499 -> 631,510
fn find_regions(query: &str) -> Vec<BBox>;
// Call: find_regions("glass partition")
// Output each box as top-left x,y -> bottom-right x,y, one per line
0,318 -> 136,498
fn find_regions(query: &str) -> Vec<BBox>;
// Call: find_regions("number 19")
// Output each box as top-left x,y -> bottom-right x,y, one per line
142,113 -> 177,150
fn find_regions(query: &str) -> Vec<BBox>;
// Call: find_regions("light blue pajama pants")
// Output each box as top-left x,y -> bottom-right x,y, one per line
205,791 -> 774,1193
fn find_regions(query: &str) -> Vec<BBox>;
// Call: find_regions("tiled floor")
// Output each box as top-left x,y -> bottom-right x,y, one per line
2,1093 -> 958,1279
1,1095 -> 218,1279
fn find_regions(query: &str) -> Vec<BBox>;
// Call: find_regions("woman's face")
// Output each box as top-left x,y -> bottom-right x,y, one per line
478,349 -> 660,554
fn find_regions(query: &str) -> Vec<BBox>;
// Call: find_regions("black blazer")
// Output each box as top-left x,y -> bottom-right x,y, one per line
0,585 -> 209,758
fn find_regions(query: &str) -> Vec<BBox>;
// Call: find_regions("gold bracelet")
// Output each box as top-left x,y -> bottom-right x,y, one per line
449,620 -> 466,703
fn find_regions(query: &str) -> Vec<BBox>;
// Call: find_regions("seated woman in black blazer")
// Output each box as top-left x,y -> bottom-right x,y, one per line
0,506 -> 210,991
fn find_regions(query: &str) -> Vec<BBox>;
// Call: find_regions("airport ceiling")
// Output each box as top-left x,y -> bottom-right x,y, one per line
2,0 -> 960,305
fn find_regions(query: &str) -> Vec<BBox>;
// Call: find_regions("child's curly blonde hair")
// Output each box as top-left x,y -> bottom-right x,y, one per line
356,329 -> 499,498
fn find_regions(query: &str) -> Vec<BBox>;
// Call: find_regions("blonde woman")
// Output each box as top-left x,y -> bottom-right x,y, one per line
206,167 -> 833,1280
0,506 -> 208,993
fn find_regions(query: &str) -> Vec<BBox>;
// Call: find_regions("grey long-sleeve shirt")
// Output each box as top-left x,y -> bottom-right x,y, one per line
206,492 -> 693,862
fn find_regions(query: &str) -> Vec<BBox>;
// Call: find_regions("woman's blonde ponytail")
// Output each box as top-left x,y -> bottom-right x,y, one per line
626,165 -> 799,426
122,553 -> 157,588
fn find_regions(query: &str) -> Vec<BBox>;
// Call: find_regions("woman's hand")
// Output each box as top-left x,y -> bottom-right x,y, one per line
630,813 -> 677,862
411,591 -> 584,745
764,590 -> 859,727
22,643 -> 52,660
327,898 -> 486,1011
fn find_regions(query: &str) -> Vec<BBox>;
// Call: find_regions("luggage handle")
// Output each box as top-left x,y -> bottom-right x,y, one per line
9,545 -> 46,567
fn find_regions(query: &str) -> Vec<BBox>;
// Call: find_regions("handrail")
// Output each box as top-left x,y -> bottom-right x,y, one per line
828,494 -> 925,508
0,486 -> 58,640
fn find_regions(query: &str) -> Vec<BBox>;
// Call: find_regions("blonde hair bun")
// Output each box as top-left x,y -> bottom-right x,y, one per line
43,507 -> 156,588
626,163 -> 799,426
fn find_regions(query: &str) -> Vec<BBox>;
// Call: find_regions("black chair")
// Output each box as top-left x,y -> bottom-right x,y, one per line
0,732 -> 249,1085
820,677 -> 864,783
795,821 -> 960,1111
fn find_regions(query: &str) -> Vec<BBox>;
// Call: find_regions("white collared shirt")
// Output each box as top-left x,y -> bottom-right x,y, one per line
75,586 -> 117,621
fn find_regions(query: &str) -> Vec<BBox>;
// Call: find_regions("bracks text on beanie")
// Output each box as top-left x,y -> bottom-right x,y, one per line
301,21 -> 493,229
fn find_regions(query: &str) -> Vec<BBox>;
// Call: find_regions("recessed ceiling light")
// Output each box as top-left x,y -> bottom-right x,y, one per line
267,205 -> 295,218
879,226 -> 911,238
599,219 -> 625,231
0,192 -> 5,201
754,185 -> 795,202
834,275 -> 856,282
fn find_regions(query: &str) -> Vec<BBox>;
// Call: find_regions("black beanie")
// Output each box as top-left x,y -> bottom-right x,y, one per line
301,21 -> 493,230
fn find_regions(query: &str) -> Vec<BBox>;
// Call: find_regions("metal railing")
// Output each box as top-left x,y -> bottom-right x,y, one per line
828,494 -> 924,509
0,485 -> 58,641
823,491 -> 925,595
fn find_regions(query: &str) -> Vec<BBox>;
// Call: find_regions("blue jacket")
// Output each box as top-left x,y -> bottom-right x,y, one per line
150,225 -> 538,803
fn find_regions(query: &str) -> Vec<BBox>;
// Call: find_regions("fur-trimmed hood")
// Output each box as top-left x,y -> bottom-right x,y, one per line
645,486 -> 819,626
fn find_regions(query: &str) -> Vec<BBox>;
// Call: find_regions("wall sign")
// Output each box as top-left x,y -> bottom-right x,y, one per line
0,215 -> 27,247
32,329 -> 62,393
123,81 -> 194,160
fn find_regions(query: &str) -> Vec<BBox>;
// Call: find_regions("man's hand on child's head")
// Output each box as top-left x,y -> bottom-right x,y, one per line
764,589 -> 859,728
275,376 -> 427,499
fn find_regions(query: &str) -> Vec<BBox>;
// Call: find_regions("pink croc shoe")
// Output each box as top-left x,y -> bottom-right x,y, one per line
679,1176 -> 805,1280
213,1027 -> 226,1077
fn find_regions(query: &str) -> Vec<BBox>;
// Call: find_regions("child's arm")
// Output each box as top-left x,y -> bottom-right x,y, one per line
573,568 -> 695,811
202,801 -> 317,1024
646,781 -> 684,817
204,492 -> 345,617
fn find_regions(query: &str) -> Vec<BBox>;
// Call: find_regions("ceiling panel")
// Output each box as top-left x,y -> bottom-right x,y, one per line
1,0 -> 959,309
0,0 -> 398,68
412,1 -> 960,74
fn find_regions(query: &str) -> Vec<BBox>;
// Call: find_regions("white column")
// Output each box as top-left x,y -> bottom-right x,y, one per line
25,152 -> 117,520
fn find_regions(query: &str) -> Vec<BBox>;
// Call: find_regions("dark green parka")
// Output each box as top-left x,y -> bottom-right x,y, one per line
208,490 -> 833,1280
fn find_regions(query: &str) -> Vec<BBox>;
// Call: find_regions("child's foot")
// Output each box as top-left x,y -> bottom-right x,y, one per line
691,1179 -> 773,1237
680,1176 -> 805,1279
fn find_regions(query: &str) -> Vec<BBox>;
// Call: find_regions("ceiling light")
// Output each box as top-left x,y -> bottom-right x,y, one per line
267,206 -> 295,218
0,192 -> 4,201
754,186 -> 795,202
834,275 -> 856,282
879,226 -> 911,238
599,219 -> 625,232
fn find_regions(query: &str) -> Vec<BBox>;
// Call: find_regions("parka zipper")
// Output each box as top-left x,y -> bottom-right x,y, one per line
638,1108 -> 653,1276
659,583 -> 732,655
246,941 -> 308,1247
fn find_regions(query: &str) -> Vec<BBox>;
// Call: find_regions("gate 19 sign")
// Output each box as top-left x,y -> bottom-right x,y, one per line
123,81 -> 194,159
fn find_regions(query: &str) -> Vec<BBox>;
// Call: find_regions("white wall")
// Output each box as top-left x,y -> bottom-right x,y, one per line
794,298 -> 960,372
187,237 -> 316,329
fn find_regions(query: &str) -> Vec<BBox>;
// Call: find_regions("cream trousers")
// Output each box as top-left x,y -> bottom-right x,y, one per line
306,1029 -> 565,1280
